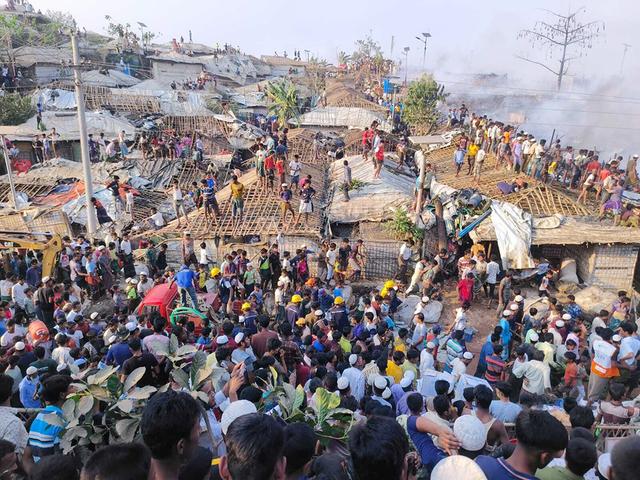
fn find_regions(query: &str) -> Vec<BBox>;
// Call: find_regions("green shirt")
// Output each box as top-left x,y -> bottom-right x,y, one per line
536,467 -> 584,480
338,336 -> 352,354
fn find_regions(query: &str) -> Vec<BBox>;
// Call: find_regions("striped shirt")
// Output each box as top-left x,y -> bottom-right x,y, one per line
485,354 -> 506,384
28,405 -> 66,460
444,339 -> 464,373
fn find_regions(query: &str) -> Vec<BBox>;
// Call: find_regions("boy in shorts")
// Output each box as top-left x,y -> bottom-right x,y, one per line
279,183 -> 295,228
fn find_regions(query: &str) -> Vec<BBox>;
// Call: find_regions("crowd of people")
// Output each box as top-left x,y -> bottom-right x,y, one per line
449,111 -> 640,225
0,209 -> 638,479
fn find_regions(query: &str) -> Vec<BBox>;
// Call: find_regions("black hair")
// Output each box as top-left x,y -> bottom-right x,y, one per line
81,443 -> 151,480
563,396 -> 577,414
41,375 -> 71,404
283,422 -> 317,475
406,393 -> 423,414
569,406 -> 595,430
433,394 -> 451,416
178,446 -> 213,480
515,410 -> 568,453
495,381 -> 512,397
140,391 -> 200,460
611,436 -> 640,480
0,374 -> 13,404
565,438 -> 597,476
0,439 -> 14,458
434,380 -> 450,396
239,385 -> 263,403
224,413 -> 285,480
474,385 -> 493,409
30,453 -> 81,480
463,387 -> 475,403
348,416 -> 408,480
609,382 -> 626,401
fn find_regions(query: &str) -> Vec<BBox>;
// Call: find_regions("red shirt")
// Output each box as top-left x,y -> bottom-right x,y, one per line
275,160 -> 285,174
599,169 -> 612,181
375,145 -> 384,161
564,362 -> 578,387
265,155 -> 275,170
586,160 -> 600,171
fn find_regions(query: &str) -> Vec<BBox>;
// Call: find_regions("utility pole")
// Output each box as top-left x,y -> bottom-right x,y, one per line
414,150 -> 425,223
620,43 -> 632,75
403,46 -> 410,86
415,32 -> 431,70
0,136 -> 17,210
70,31 -> 97,235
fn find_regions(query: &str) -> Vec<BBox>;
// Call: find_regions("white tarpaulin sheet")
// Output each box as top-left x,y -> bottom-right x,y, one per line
490,200 -> 535,270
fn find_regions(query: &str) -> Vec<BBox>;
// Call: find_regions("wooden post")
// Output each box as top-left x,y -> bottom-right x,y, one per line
434,198 -> 447,252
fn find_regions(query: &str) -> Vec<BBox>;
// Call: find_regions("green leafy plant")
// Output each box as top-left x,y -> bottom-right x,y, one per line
266,80 -> 300,126
402,75 -> 448,134
348,179 -> 368,191
43,366 -> 160,453
0,93 -> 36,125
387,206 -> 424,241
270,385 -> 355,447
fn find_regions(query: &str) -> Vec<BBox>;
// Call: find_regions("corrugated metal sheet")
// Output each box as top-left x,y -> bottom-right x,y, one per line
293,107 -> 392,131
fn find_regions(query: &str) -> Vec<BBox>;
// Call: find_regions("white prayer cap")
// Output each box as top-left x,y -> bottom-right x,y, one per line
337,377 -> 349,390
463,351 -> 474,360
348,354 -> 358,366
220,400 -> 257,435
373,376 -> 387,390
453,416 -> 488,452
562,313 -> 572,321
431,455 -> 487,480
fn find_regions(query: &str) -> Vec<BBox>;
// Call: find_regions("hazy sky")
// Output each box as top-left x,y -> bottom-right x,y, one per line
31,0 -> 638,85
29,0 -> 640,153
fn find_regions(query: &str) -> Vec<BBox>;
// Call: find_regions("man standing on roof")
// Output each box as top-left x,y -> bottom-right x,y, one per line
168,179 -> 189,229
230,175 -> 245,228
201,179 -> 220,223
295,179 -> 316,228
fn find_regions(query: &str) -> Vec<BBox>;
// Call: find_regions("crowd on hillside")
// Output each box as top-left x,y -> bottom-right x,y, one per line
0,214 -> 639,479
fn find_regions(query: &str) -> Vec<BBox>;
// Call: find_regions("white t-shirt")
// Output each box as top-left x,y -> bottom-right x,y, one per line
289,161 -> 301,177
453,308 -> 467,331
476,149 -> 486,163
399,243 -> 412,261
419,350 -> 435,376
0,280 -> 13,297
199,248 -> 209,265
120,240 -> 132,255
486,261 -> 499,284
173,187 -> 183,201
151,212 -> 165,227
326,249 -> 337,266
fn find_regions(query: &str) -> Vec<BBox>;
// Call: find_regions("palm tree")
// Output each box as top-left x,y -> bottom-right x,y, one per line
266,80 -> 300,127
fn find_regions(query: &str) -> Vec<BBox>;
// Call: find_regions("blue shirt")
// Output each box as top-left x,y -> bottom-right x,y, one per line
19,376 -> 40,409
26,266 -> 42,287
28,405 -> 66,460
475,455 -> 537,480
489,400 -> 522,424
454,149 -> 466,165
477,340 -> 495,374
105,342 -> 132,366
407,416 -> 446,470
175,268 -> 197,288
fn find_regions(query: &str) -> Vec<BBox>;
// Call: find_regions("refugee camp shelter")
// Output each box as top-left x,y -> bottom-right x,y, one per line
326,154 -> 414,279
292,107 -> 391,132
6,110 -> 136,162
11,46 -> 73,84
260,55 -> 307,76
422,141 -> 640,292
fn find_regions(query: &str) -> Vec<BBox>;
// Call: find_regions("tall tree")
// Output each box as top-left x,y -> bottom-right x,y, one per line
266,80 -> 300,126
517,8 -> 604,90
402,75 -> 447,134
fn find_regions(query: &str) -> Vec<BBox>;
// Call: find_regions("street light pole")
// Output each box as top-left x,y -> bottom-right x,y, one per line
415,32 -> 431,70
70,31 -> 98,235
403,47 -> 410,86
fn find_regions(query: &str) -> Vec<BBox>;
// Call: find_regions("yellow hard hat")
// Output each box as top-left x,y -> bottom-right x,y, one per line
296,318 -> 306,326
210,267 -> 221,277
384,280 -> 395,289
242,302 -> 251,311
291,294 -> 302,303
334,296 -> 344,305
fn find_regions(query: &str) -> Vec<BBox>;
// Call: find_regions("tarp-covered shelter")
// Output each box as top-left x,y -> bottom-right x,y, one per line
292,107 -> 392,132
327,154 -> 413,223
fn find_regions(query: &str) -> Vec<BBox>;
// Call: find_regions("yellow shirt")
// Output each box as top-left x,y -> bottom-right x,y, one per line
338,336 -> 352,354
468,144 -> 479,158
401,361 -> 419,381
230,182 -> 244,199
394,337 -> 407,354
387,361 -> 404,384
